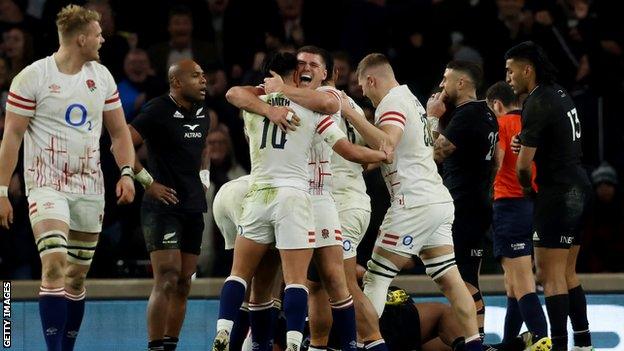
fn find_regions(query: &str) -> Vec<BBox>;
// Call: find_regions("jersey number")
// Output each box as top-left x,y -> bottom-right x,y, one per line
567,108 -> 581,141
485,131 -> 498,161
345,119 -> 356,144
420,114 -> 434,147
260,119 -> 287,149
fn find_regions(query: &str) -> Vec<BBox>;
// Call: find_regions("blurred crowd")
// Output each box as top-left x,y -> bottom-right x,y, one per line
0,0 -> 623,279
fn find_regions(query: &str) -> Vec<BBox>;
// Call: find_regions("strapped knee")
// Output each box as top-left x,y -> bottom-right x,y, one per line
366,253 -> 400,280
36,230 -> 68,257
422,253 -> 456,280
67,239 -> 97,265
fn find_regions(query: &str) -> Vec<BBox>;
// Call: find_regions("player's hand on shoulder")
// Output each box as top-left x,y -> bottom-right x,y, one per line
263,70 -> 285,94
268,106 -> 299,133
0,197 -> 14,229
510,134 -> 521,154
116,176 -> 136,205
426,91 -> 447,118
145,182 -> 179,205
339,91 -> 356,117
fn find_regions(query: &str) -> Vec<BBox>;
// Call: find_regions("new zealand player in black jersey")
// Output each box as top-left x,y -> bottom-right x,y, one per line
427,61 -> 498,338
128,59 -> 211,351
505,41 -> 593,351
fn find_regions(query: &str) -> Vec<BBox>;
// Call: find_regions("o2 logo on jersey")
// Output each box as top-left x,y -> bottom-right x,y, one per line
403,236 -> 413,246
64,104 -> 93,130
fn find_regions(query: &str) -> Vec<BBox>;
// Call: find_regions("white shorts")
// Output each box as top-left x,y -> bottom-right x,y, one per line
214,205 -> 237,250
377,202 -> 454,257
311,194 -> 342,248
27,187 -> 105,233
238,187 -> 315,250
339,208 -> 371,259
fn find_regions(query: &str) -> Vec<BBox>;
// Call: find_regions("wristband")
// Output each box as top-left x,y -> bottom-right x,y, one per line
427,116 -> 439,133
120,165 -> 134,179
199,169 -> 211,189
0,186 -> 7,198
135,168 -> 154,189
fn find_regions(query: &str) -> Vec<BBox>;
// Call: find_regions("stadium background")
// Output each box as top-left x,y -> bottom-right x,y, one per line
0,0 -> 623,349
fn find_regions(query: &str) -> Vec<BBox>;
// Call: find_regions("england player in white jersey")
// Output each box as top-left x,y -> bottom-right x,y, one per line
0,5 -> 135,351
261,46 -> 397,351
213,52 -> 356,351
341,53 -> 484,351
225,48 -> 391,351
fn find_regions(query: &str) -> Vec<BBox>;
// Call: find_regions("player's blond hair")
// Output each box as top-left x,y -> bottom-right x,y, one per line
56,4 -> 100,41
356,53 -> 394,79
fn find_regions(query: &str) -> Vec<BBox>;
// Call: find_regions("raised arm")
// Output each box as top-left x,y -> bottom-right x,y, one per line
264,71 -> 340,115
340,93 -> 403,151
225,85 -> 299,132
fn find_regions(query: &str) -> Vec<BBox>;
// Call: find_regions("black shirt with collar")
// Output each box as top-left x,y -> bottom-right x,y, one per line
132,94 -> 209,212
441,100 -> 499,202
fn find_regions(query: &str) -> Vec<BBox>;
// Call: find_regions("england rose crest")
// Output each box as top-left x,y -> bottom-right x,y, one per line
86,79 -> 96,91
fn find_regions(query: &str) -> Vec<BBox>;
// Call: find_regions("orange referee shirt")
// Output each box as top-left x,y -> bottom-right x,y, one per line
494,111 -> 537,200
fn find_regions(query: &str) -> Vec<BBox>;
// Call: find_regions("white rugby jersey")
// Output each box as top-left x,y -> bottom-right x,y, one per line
375,85 -> 452,207
6,55 -> 121,195
331,95 -> 371,212
308,86 -> 344,196
243,92 -> 344,191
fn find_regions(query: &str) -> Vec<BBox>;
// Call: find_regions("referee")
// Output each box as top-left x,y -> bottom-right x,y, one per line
128,59 -> 211,351
427,60 -> 498,337
505,42 -> 593,351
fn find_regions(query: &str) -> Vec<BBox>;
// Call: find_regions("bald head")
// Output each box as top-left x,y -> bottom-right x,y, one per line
168,59 -> 206,104
168,59 -> 200,84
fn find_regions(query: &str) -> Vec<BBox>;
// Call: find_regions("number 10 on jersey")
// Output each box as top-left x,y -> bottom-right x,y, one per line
260,119 -> 287,149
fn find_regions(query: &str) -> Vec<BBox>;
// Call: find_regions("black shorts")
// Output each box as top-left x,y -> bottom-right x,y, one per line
492,198 -> 534,259
141,203 -> 205,255
451,199 -> 492,264
533,185 -> 591,249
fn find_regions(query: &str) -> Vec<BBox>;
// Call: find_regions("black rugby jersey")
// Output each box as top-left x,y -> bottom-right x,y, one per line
441,100 -> 499,202
520,84 -> 590,188
132,94 -> 209,212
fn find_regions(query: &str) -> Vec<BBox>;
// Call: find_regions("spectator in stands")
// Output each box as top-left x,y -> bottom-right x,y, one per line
117,49 -> 166,121
277,0 -> 304,47
579,163 -> 624,272
148,5 -> 217,81
199,124 -> 247,276
0,56 -> 8,116
205,67 -> 249,170
1,27 -> 34,81
0,0 -> 42,52
85,0 -> 130,81
332,51 -> 351,91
